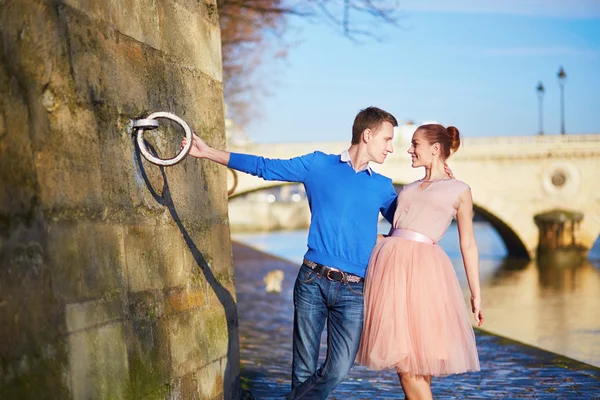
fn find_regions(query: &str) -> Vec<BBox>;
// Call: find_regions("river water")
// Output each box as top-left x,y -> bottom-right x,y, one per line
232,221 -> 600,368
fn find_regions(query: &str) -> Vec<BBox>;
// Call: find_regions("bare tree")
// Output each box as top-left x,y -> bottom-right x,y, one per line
217,0 -> 401,127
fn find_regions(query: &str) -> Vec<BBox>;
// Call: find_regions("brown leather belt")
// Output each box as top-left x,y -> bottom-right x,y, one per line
303,258 -> 364,284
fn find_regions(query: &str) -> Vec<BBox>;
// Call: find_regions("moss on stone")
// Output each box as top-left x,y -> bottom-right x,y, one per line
124,355 -> 171,400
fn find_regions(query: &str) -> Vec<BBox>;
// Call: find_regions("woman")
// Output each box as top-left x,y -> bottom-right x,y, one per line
357,124 -> 484,400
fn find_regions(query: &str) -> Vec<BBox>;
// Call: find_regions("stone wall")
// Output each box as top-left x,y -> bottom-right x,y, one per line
0,0 -> 239,398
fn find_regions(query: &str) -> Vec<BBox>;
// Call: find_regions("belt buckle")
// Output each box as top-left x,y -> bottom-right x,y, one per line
326,267 -> 344,282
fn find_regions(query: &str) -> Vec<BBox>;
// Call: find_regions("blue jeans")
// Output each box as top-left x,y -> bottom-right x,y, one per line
286,264 -> 364,400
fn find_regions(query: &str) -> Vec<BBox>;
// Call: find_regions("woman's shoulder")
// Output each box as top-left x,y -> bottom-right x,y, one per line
449,179 -> 471,197
451,178 -> 470,189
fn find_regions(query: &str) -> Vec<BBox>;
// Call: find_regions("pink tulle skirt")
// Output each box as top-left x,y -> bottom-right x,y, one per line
356,233 -> 480,377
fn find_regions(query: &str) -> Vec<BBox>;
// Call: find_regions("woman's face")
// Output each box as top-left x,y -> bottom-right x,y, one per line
407,129 -> 436,168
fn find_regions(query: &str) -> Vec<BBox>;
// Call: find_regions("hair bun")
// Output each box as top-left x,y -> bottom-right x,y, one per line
447,126 -> 460,153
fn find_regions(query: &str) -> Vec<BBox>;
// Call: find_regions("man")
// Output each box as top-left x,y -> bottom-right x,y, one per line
184,107 -> 399,399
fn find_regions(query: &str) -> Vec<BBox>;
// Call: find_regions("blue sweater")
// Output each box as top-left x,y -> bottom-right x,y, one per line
228,151 -> 398,277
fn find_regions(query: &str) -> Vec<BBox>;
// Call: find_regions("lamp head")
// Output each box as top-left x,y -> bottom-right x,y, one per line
536,81 -> 545,95
557,66 -> 566,81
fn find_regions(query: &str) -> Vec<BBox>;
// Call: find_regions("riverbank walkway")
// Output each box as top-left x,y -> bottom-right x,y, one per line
233,242 -> 600,399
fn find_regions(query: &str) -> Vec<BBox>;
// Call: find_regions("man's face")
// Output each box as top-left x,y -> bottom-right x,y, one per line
366,121 -> 395,164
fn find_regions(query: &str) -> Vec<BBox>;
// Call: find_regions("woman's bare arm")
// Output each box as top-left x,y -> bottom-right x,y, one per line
456,188 -> 484,326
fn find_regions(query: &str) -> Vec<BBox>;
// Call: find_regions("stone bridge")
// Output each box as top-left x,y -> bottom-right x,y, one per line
227,134 -> 600,259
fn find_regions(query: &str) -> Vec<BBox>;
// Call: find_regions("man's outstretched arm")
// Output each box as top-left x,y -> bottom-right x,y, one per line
182,133 -> 317,183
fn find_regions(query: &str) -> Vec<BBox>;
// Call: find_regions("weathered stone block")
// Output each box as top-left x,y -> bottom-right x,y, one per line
196,359 -> 225,399
200,307 -> 229,365
124,308 -> 171,398
63,8 -> 159,114
168,309 -> 210,378
48,222 -> 127,302
158,0 -> 223,81
174,360 -> 224,399
128,289 -> 166,323
182,222 -> 233,279
206,281 -> 237,312
167,287 -> 207,314
63,0 -> 162,49
0,335 -> 71,399
179,237 -> 212,293
168,307 -> 229,379
0,0 -> 61,87
34,107 -> 105,214
162,64 -> 226,148
206,222 -> 235,285
169,0 -> 220,27
68,322 -> 129,399
0,77 -> 38,220
65,297 -> 123,334
124,224 -> 190,292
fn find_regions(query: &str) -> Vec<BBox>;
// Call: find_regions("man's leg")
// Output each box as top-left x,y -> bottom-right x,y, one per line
287,280 -> 364,399
291,265 -> 328,389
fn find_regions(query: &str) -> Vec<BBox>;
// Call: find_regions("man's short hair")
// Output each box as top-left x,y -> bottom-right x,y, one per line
351,107 -> 398,144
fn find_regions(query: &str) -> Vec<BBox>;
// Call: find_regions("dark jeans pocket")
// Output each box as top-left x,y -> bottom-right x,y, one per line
297,264 -> 317,284
347,282 -> 364,297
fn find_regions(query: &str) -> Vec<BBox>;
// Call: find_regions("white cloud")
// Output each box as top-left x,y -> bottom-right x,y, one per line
398,0 -> 600,19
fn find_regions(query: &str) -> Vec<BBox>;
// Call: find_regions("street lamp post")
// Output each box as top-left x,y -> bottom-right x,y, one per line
536,81 -> 545,135
557,66 -> 567,135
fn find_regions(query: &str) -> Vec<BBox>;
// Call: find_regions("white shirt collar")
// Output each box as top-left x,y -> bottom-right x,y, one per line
340,150 -> 372,175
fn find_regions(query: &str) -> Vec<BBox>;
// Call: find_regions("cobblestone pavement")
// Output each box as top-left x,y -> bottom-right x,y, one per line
233,242 -> 600,399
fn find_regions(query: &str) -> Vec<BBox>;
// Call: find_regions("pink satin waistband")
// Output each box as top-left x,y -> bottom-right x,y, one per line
390,229 -> 435,244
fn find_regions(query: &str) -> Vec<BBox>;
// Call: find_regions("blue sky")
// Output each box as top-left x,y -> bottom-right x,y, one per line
243,0 -> 600,143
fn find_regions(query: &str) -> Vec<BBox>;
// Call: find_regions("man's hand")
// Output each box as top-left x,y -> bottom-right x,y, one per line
181,132 -> 231,165
182,132 -> 209,159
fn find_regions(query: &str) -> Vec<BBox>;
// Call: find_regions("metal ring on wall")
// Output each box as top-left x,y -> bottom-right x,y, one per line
133,112 -> 192,166
227,168 -> 238,197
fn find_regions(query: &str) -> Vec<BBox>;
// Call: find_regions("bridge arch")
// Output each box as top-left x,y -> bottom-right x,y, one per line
472,204 -> 529,259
